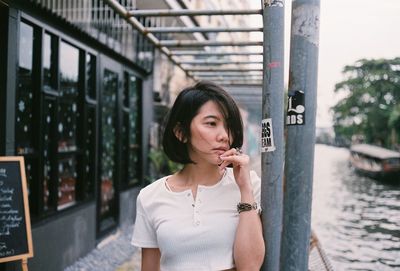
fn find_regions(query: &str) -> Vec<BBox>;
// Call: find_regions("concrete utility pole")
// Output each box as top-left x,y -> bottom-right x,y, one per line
280,0 -> 320,270
261,0 -> 285,270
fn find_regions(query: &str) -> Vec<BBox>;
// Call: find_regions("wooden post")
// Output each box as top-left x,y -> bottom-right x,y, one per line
21,258 -> 28,271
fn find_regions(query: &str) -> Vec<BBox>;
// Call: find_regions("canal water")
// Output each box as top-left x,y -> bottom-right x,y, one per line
312,144 -> 400,270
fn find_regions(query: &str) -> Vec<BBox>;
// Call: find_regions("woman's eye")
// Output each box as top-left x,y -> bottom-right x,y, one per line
206,122 -> 217,126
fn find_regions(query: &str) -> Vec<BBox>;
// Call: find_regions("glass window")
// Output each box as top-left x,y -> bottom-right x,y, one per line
15,20 -> 97,220
19,22 -> 33,71
16,21 -> 39,217
43,32 -> 57,91
81,53 -> 97,199
100,69 -> 118,226
127,76 -> 140,185
86,53 -> 96,100
58,41 -> 80,152
57,101 -> 79,152
56,41 -> 81,210
16,22 -> 35,155
57,156 -> 77,210
82,107 -> 96,198
60,41 -> 79,99
121,73 -> 141,187
43,98 -> 56,211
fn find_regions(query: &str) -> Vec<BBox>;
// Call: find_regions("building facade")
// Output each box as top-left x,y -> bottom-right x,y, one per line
0,1 -> 156,270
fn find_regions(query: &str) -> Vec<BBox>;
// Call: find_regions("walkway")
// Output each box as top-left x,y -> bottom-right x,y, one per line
64,225 -> 141,271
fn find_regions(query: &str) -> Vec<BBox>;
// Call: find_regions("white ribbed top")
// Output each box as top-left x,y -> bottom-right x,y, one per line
131,168 -> 261,271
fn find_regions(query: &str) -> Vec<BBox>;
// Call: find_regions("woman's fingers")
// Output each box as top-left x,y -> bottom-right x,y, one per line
219,148 -> 249,167
221,148 -> 239,157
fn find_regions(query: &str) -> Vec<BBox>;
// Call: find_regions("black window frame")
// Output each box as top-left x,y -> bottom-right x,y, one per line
13,12 -> 144,225
14,15 -> 98,222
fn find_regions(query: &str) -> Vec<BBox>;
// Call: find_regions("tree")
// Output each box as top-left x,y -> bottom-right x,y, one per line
332,58 -> 400,148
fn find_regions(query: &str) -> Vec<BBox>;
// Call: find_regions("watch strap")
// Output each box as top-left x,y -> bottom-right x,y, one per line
237,202 -> 258,213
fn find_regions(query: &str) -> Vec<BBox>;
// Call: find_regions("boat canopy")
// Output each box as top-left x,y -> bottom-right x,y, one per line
350,144 -> 400,160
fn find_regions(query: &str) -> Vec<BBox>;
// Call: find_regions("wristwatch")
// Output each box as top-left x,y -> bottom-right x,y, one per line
237,202 -> 261,214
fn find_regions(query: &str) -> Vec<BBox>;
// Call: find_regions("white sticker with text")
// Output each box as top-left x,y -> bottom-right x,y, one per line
261,118 -> 276,153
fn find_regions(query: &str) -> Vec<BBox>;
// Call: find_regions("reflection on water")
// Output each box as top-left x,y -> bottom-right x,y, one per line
312,144 -> 400,271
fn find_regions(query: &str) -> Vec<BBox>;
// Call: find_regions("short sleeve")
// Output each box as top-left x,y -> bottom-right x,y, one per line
131,193 -> 158,248
250,170 -> 261,206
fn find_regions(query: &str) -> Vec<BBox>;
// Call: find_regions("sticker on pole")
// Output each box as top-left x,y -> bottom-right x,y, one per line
261,118 -> 276,152
287,90 -> 305,125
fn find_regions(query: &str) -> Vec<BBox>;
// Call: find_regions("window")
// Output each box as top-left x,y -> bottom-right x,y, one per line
16,22 -> 35,156
15,20 -> 97,220
43,32 -> 57,91
99,69 -> 118,227
57,41 -> 80,210
121,72 -> 141,188
16,21 -> 38,212
81,53 -> 97,199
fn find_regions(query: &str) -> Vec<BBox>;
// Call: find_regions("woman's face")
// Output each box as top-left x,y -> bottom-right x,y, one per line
187,100 -> 232,165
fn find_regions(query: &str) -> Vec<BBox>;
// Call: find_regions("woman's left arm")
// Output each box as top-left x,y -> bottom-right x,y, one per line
233,186 -> 265,270
219,149 -> 265,270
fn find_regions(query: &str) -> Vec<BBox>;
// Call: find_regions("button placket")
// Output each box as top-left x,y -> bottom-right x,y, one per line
193,190 -> 201,226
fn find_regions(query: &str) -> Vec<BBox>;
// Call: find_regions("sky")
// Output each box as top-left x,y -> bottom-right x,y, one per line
250,0 -> 400,127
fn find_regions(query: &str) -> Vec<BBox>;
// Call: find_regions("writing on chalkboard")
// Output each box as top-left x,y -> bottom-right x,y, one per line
0,157 -> 33,263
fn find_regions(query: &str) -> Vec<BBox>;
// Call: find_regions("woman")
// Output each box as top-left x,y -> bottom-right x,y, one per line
132,81 -> 265,270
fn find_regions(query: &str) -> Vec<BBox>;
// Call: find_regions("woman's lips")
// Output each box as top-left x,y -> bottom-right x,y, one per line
213,148 -> 227,155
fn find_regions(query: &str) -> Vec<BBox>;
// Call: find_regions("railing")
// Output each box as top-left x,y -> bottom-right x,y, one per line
30,0 -> 155,71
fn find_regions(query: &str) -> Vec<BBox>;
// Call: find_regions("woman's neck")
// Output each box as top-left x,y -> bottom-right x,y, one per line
178,163 -> 223,187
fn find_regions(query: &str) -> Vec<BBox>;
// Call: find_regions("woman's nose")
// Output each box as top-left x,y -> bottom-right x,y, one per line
217,127 -> 229,142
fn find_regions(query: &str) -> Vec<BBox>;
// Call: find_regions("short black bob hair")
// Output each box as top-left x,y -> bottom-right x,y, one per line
162,81 -> 243,164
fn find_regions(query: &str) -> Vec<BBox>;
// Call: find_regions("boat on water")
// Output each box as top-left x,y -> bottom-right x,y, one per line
349,144 -> 400,181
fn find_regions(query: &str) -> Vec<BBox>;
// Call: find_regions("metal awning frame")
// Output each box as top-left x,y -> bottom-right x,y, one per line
127,8 -> 262,17
178,60 -> 263,65
144,26 -> 263,33
171,51 -> 263,56
103,0 -> 263,84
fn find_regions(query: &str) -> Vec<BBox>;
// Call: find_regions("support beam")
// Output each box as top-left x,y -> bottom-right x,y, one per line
193,73 -> 262,77
281,0 -> 321,270
261,0 -> 285,270
159,40 -> 263,47
209,79 -> 263,83
219,83 -> 262,86
187,68 -> 263,72
172,51 -> 263,56
179,60 -> 263,65
190,72 -> 263,76
128,9 -> 262,17
145,26 -> 263,33
195,76 -> 263,81
103,0 -> 195,80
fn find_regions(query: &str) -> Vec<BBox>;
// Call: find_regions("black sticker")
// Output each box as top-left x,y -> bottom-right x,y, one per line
287,90 -> 305,125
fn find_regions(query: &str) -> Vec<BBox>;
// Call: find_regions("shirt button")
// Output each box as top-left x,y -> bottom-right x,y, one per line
195,221 -> 200,226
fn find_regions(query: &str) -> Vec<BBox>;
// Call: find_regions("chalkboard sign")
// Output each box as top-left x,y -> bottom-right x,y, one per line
0,157 -> 33,263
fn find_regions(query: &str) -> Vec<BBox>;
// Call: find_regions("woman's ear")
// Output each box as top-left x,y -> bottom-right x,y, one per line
173,124 -> 187,143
